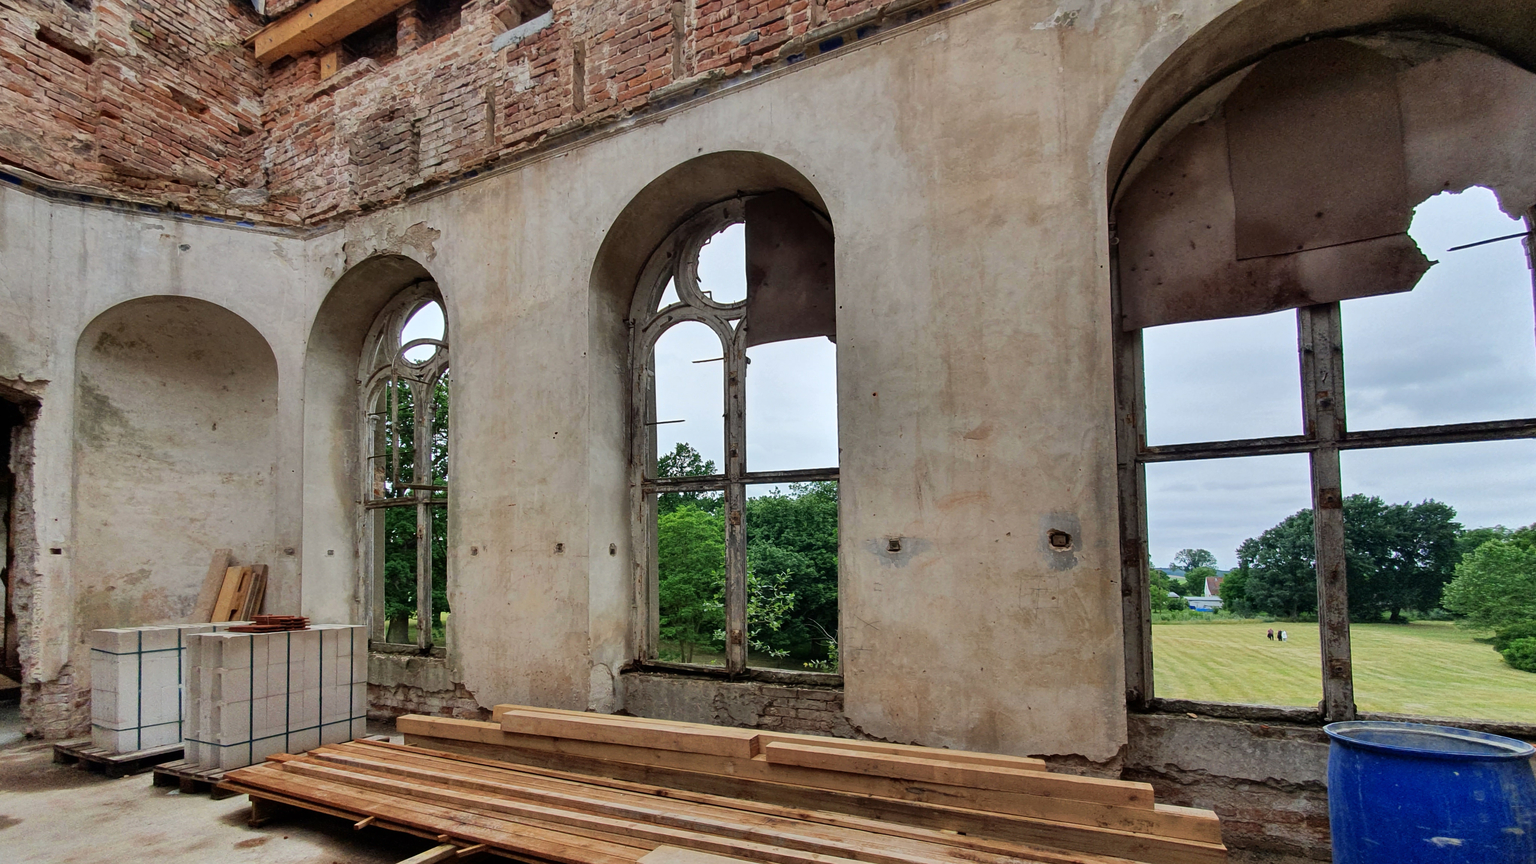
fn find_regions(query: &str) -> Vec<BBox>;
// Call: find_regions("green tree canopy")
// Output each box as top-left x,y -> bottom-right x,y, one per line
1148,568 -> 1188,611
1239,512 -> 1318,620
1343,497 -> 1461,623
745,482 -> 839,662
1171,549 -> 1217,572
657,442 -> 722,516
1218,565 -> 1252,616
1441,539 -> 1536,631
656,504 -> 726,663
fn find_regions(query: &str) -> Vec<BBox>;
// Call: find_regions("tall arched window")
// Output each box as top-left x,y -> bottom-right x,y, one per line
361,282 -> 450,650
630,194 -> 840,673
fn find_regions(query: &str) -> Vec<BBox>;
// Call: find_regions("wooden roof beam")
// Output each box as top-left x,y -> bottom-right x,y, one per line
249,0 -> 415,64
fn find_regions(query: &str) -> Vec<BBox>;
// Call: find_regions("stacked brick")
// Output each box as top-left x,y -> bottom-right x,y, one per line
185,624 -> 368,770
89,622 -> 251,754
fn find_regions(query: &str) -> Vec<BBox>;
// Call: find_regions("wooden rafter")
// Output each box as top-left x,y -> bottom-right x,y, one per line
248,0 -> 415,64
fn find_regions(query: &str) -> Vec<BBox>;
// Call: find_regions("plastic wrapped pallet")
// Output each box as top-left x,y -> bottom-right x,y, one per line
89,622 -> 251,754
185,624 -> 368,770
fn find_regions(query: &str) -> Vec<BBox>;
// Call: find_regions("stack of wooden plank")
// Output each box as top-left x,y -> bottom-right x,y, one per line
228,615 -> 310,633
209,563 -> 268,623
221,705 -> 1226,863
222,738 -> 1198,864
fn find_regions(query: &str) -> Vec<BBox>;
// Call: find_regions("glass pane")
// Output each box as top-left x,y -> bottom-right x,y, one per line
1143,310 -> 1301,445
696,223 -> 747,304
653,321 -> 724,473
1342,187 -> 1536,430
745,482 -> 838,672
402,301 -> 445,363
656,491 -> 726,666
1146,454 -> 1319,707
745,337 -> 838,472
1341,441 -> 1536,723
381,505 -> 418,644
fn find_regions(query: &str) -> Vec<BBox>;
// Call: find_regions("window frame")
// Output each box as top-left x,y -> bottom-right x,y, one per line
629,199 -> 839,673
360,281 -> 451,652
1115,210 -> 1536,723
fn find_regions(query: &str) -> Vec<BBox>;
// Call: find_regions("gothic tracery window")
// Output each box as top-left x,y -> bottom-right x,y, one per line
361,283 -> 450,650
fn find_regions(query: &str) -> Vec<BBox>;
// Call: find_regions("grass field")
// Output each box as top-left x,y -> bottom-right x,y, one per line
1152,619 -> 1536,721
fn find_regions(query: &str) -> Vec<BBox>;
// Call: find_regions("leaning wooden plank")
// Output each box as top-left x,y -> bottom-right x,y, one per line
212,566 -> 253,623
397,845 -> 460,864
250,0 -> 417,63
762,742 -> 1151,808
238,564 -> 268,620
195,550 -> 233,623
295,748 -> 1073,864
333,741 -> 1144,864
276,756 -> 974,864
403,718 -> 1193,841
494,705 -> 1048,772
499,709 -> 762,759
397,728 -> 1226,864
641,848 -> 754,864
223,764 -> 645,864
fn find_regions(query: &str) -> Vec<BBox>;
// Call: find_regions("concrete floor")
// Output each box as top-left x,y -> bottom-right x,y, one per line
0,716 -> 443,864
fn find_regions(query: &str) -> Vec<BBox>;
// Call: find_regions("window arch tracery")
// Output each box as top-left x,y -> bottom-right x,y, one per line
360,281 -> 451,650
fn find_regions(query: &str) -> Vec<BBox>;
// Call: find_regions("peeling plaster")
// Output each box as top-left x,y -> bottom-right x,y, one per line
342,221 -> 442,269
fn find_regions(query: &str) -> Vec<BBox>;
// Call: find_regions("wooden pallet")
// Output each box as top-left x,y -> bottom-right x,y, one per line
152,758 -> 241,799
51,738 -> 184,778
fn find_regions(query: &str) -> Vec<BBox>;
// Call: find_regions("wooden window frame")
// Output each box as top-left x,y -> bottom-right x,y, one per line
629,200 -> 838,673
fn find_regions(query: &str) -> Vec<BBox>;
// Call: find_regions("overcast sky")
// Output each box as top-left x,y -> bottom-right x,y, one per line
411,189 -> 1535,556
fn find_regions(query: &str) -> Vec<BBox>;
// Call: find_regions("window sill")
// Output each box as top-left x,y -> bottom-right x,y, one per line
1138,697 -> 1536,741
623,659 -> 842,688
370,641 -> 447,659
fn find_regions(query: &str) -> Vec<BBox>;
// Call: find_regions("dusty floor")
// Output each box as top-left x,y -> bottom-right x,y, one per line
0,715 -> 443,864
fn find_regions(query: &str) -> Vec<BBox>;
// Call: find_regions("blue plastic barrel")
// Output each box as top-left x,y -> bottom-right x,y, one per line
1325,720 -> 1536,864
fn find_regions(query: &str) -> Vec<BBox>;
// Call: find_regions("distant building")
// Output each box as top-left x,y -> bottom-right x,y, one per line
1205,575 -> 1225,596
1185,596 -> 1223,612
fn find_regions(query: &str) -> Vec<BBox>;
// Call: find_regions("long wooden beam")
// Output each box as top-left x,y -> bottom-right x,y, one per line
250,0 -> 415,64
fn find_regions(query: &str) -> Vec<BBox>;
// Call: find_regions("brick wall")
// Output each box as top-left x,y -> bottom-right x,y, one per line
623,672 -> 860,738
3,0 -> 913,224
0,0 -> 267,215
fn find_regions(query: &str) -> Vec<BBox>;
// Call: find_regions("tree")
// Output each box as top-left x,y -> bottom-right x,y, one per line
657,442 -> 722,516
1148,569 -> 1188,612
1171,549 -> 1217,572
381,376 -> 450,642
1240,511 -> 1318,619
744,482 -> 839,662
1342,496 -> 1461,623
1183,566 -> 1219,597
1219,565 -> 1253,616
1440,539 -> 1536,631
656,504 -> 727,663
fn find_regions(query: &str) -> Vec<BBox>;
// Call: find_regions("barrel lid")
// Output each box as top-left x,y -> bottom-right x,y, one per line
1325,721 -> 1536,761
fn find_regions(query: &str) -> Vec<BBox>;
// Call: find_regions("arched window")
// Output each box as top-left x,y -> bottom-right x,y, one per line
630,194 -> 840,673
360,282 -> 450,650
1114,36 -> 1536,724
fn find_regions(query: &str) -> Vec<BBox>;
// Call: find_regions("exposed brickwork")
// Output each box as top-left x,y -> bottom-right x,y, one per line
3,0 -> 907,224
0,0 -> 267,215
623,673 -> 862,738
23,664 -> 89,738
368,680 -> 491,721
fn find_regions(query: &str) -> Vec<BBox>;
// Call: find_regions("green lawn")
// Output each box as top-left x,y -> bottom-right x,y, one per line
1152,619 -> 1536,721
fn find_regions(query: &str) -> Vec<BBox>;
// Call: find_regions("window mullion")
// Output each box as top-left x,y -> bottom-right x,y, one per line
724,344 -> 748,672
414,385 -> 434,652
1299,303 -> 1354,721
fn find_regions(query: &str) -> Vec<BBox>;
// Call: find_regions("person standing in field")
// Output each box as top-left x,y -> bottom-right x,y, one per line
1267,628 -> 1274,640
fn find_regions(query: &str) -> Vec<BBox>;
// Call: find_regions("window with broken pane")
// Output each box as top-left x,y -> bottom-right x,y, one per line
362,284 -> 450,649
633,194 -> 840,673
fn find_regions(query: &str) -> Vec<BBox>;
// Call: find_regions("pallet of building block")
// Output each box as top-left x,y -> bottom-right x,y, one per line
88,622 -> 250,755
185,624 -> 368,771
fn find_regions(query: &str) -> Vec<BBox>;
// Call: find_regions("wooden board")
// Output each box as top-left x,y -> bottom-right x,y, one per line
194,549 -> 233,623
239,564 -> 268,620
499,709 -> 762,759
493,705 -> 1049,773
397,719 -> 1225,863
761,741 -> 1149,807
212,566 -> 253,623
250,0 -> 417,63
641,847 -> 754,864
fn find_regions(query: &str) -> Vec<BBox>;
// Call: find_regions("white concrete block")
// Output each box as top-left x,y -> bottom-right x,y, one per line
351,717 -> 368,738
91,628 -> 138,654
320,721 -> 351,747
287,726 -> 319,754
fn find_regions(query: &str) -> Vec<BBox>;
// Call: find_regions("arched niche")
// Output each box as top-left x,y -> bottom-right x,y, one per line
301,253 -> 444,628
73,296 -> 279,633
